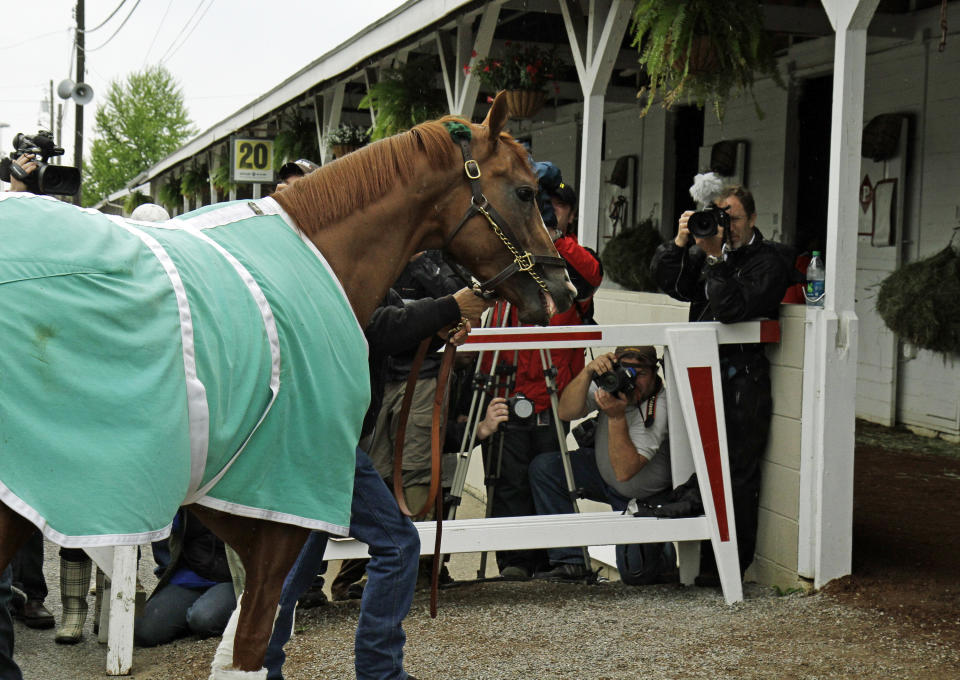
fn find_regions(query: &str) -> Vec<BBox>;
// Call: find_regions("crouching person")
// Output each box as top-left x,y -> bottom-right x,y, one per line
529,346 -> 676,584
134,509 -> 236,647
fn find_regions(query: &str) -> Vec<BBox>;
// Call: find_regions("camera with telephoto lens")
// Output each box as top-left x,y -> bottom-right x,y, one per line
592,362 -> 638,397
686,204 -> 731,240
506,392 -> 535,424
0,130 -> 81,195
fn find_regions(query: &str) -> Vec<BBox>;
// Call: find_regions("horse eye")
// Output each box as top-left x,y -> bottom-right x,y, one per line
516,187 -> 535,203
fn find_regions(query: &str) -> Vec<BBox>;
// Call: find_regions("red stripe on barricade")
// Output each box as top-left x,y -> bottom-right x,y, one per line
686,366 -> 730,542
760,320 -> 781,344
464,330 -> 604,344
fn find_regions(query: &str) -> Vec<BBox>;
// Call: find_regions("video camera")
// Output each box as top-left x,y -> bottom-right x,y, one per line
0,130 -> 81,195
592,362 -> 638,398
687,204 -> 731,240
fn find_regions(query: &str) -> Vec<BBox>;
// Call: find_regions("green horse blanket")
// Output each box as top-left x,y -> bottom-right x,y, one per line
0,193 -> 369,546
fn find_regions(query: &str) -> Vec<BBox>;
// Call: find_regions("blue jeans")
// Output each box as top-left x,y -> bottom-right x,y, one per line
529,449 -> 674,584
0,566 -> 23,680
265,448 -> 419,680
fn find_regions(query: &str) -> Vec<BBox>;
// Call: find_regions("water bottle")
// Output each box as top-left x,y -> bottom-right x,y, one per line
805,251 -> 825,308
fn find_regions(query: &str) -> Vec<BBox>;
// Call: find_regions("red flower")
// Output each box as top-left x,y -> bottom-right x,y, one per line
463,64 -> 471,74
471,49 -> 477,58
486,95 -> 494,103
483,65 -> 490,72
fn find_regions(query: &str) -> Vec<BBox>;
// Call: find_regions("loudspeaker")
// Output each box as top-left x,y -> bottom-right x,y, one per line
56,79 -> 94,106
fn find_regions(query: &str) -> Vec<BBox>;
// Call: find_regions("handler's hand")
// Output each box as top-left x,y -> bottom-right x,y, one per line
447,319 -> 472,346
452,287 -> 493,326
477,397 -> 509,440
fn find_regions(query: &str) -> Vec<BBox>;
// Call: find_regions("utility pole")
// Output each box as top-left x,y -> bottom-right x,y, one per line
73,0 -> 85,205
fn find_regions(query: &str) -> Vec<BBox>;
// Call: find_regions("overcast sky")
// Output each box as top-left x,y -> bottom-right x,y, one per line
0,0 -> 408,163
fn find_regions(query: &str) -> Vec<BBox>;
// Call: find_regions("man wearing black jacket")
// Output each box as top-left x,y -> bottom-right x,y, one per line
264,282 -> 488,680
650,184 -> 789,583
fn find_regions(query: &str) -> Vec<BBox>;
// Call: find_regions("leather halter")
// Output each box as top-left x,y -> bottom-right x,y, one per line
442,128 -> 566,299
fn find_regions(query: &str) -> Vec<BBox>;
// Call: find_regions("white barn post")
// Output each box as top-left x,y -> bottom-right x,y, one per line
798,0 -> 879,589
558,0 -> 633,252
437,3 -> 500,119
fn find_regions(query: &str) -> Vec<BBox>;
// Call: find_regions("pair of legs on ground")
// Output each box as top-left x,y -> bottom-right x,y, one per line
264,447 -> 419,680
529,448 -> 676,583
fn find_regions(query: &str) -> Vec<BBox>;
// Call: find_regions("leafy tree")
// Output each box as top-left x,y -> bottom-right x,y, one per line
83,65 -> 194,206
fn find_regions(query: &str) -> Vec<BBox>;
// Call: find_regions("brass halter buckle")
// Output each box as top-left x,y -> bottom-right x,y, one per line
516,252 -> 535,272
464,159 -> 481,180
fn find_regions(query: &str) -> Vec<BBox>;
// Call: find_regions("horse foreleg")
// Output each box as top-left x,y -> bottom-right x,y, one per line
0,501 -> 35,572
187,506 -> 309,677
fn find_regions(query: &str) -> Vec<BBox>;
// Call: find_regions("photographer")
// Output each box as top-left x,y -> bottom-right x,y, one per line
650,184 -> 790,584
0,131 -> 79,196
527,346 -> 675,584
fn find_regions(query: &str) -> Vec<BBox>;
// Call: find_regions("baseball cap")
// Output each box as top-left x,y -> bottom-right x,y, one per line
277,159 -> 320,181
614,345 -> 658,368
550,182 -> 577,206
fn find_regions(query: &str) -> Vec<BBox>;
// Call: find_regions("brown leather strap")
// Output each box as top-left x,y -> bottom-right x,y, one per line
392,338 -> 433,518
391,338 -> 457,618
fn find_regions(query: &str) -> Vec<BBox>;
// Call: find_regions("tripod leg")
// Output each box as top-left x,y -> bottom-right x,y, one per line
539,349 -> 593,570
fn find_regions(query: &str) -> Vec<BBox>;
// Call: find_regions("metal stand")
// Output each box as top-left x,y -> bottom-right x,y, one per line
538,348 -> 592,569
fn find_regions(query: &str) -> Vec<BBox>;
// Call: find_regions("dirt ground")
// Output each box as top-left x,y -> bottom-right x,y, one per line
821,420 -> 960,648
14,419 -> 960,678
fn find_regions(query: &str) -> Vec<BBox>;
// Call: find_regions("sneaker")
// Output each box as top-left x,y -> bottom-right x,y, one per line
534,563 -> 594,582
498,565 -> 530,580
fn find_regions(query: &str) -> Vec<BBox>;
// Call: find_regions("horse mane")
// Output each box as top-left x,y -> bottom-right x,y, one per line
272,116 -> 530,238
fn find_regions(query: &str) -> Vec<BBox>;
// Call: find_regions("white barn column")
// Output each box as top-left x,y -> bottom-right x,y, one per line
799,0 -> 879,589
559,0 -> 632,252
437,3 -> 501,118
318,82 -> 345,166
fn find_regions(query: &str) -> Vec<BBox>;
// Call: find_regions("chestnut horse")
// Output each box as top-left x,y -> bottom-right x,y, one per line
0,93 -> 572,677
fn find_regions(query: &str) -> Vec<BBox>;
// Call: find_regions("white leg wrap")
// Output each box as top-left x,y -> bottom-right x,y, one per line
209,595 -> 243,678
208,594 -> 281,680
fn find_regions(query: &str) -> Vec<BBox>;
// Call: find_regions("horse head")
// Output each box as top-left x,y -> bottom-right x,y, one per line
432,93 -> 575,325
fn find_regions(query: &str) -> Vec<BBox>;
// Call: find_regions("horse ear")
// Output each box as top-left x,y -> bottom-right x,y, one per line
482,91 -> 510,149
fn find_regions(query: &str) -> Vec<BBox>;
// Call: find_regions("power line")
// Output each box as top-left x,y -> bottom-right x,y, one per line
158,0 -> 216,65
143,0 -> 175,65
85,0 -> 143,52
82,0 -> 130,33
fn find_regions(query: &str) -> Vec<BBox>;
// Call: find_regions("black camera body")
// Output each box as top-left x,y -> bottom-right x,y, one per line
506,392 -> 535,424
592,362 -> 638,397
687,204 -> 731,240
0,130 -> 81,195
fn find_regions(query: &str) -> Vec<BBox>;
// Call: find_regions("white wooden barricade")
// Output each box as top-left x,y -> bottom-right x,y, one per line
325,320 -> 781,606
83,545 -> 138,675
93,319 -> 778,672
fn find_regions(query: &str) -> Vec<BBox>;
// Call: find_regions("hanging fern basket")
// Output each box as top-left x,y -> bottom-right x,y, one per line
875,244 -> 960,354
505,89 -> 547,120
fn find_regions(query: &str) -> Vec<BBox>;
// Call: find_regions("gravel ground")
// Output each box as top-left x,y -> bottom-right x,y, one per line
12,421 -> 960,679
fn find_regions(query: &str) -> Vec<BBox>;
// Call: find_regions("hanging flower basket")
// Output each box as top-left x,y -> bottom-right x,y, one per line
505,89 -> 547,120
331,144 -> 360,159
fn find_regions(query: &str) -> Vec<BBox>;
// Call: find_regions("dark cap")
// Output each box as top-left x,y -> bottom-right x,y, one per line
277,159 -> 320,181
614,345 -> 658,368
550,182 -> 577,206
